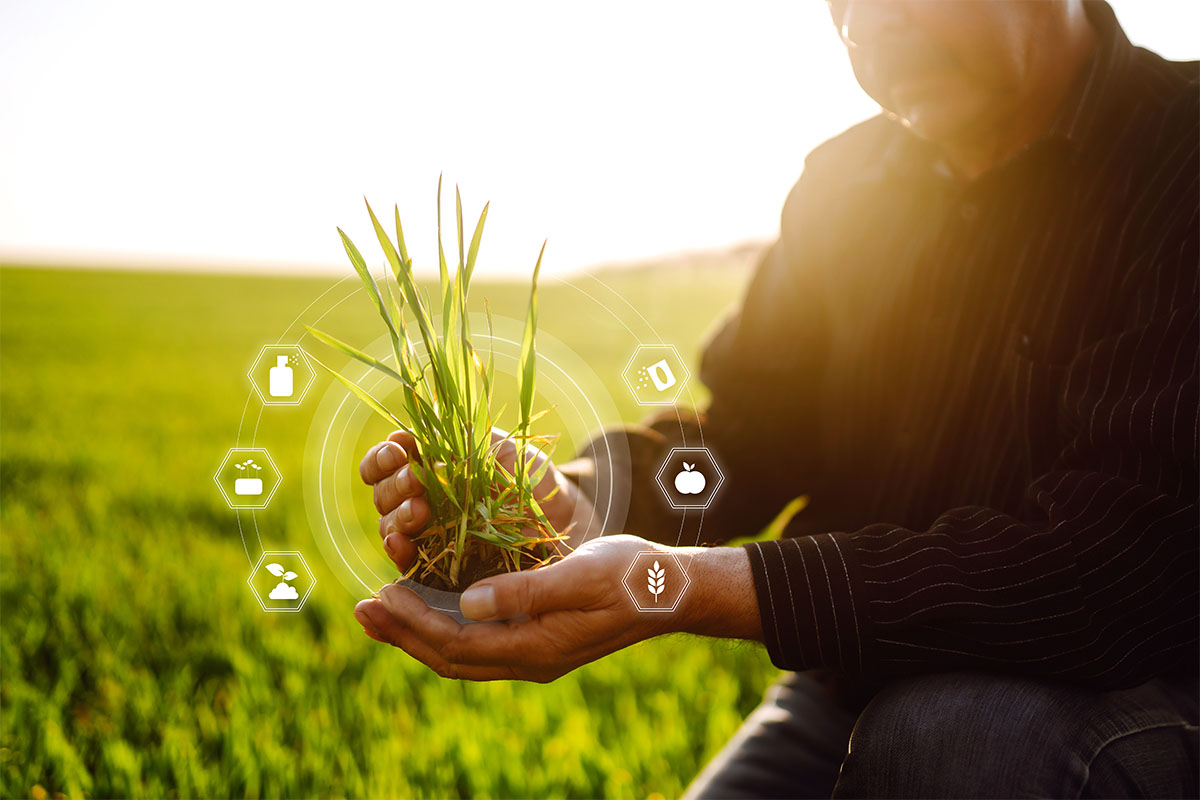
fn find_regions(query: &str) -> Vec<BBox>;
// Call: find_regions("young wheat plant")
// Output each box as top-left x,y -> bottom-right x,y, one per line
305,179 -> 566,592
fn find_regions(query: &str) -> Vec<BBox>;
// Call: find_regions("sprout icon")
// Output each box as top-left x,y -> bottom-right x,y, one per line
265,562 -> 299,600
233,459 -> 264,496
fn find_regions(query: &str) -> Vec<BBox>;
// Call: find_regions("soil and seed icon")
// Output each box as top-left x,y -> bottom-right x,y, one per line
647,560 -> 666,603
265,563 -> 299,600
247,550 -> 314,612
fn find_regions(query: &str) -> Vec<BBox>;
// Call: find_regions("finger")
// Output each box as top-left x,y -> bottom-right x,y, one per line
459,554 -> 609,622
377,588 -> 559,671
488,428 -> 518,467
350,599 -> 516,681
360,440 -> 410,485
376,583 -> 460,647
382,532 -> 416,572
488,428 -> 559,500
387,430 -> 420,462
365,590 -> 520,681
379,496 -> 431,537
355,596 -> 450,668
372,464 -> 425,514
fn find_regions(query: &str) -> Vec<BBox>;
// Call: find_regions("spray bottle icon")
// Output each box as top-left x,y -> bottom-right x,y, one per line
269,355 -> 293,397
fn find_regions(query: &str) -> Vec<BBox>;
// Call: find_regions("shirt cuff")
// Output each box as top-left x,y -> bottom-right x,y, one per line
742,534 -> 873,678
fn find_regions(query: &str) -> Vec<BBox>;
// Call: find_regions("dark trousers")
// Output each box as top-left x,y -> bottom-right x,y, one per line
684,669 -> 1199,799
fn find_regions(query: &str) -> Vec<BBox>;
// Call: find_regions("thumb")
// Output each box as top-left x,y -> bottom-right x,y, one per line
459,557 -> 597,621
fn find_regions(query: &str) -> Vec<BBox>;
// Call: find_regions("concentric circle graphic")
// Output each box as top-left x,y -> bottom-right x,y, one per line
231,272 -> 710,604
302,314 -> 631,598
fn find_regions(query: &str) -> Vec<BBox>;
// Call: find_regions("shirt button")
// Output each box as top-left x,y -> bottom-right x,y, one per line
960,202 -> 978,221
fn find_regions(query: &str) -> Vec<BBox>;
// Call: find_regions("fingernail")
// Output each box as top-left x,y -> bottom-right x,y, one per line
384,533 -> 399,555
378,584 -> 402,612
394,467 -> 410,493
397,499 -> 413,524
460,584 -> 497,620
377,444 -> 399,471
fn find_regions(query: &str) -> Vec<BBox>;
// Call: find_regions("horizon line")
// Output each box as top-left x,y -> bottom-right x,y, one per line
0,238 -> 770,280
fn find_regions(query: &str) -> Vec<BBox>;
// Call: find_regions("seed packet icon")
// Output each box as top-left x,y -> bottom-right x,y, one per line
645,359 -> 676,391
622,344 -> 689,405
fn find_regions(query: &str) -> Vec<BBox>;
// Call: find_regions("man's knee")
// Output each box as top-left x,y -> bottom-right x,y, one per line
832,671 -> 1196,799
833,672 -> 1091,798
1082,722 -> 1199,798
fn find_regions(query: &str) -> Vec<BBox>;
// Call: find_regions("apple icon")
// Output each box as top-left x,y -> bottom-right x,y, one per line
674,462 -> 706,495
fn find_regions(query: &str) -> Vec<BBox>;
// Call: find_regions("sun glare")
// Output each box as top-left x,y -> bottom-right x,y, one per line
0,0 -> 1194,275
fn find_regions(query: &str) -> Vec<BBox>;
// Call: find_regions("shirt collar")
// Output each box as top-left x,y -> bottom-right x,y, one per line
1042,0 -> 1136,146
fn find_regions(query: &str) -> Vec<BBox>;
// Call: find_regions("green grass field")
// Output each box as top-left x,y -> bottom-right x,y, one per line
0,264 -> 779,799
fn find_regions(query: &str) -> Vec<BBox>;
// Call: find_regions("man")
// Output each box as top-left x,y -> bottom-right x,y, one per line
354,1 -> 1199,795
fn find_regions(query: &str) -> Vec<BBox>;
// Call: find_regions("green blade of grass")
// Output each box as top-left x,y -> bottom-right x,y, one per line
470,528 -> 524,548
382,280 -> 417,384
518,241 -> 546,431
365,199 -> 406,288
437,174 -> 454,342
320,184 -> 558,590
308,353 -> 409,432
417,284 -> 468,445
381,281 -> 442,437
515,239 -> 546,497
393,204 -> 411,263
464,202 -> 489,288
455,185 -> 465,278
338,226 -> 397,343
387,249 -> 453,442
303,325 -> 403,383
454,188 -> 474,433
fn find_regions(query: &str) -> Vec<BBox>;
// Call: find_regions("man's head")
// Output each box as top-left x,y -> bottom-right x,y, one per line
829,0 -> 1094,149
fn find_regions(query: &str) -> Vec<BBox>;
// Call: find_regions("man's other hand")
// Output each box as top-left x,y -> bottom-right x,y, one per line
359,428 -> 593,571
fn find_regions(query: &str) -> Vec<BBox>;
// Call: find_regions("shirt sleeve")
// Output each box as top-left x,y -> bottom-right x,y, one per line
744,292 -> 1199,689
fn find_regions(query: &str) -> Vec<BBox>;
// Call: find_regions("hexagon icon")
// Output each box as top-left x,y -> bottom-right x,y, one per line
214,447 -> 282,509
247,550 -> 315,612
655,446 -> 725,510
622,549 -> 691,613
249,345 -> 315,406
622,344 -> 689,405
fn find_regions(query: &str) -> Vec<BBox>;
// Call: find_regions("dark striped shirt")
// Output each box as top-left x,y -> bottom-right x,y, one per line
571,1 -> 1198,690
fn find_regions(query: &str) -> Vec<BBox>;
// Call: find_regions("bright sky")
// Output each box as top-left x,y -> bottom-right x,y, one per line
1,1 -> 1196,277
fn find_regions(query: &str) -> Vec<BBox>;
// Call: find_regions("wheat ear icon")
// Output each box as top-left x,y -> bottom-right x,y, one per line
647,560 -> 666,603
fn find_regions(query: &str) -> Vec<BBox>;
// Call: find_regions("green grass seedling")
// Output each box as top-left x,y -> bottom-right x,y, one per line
306,179 -> 565,591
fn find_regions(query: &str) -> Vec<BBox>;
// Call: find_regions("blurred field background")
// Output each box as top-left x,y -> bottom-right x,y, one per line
0,261 -> 780,799
4,2 -> 1196,797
